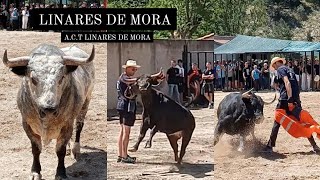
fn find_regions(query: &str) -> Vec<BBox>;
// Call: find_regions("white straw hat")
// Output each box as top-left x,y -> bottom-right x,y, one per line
122,59 -> 141,68
270,57 -> 286,70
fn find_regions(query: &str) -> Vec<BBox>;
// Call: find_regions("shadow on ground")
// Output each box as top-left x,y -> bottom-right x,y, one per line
66,146 -> 107,180
141,161 -> 213,179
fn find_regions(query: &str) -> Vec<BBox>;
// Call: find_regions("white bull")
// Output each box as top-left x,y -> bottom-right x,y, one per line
2,44 -> 95,180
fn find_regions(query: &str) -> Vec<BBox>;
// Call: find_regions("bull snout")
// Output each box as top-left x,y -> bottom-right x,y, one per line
39,106 -> 59,118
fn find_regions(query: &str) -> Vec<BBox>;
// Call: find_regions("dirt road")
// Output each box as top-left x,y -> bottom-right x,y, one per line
0,31 -> 107,180
107,107 -> 214,179
214,91 -> 320,180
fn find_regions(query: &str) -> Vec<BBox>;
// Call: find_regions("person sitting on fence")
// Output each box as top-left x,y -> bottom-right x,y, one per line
187,63 -> 202,104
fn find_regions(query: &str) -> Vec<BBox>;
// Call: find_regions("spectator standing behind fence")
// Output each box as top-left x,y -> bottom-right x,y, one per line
21,6 -> 29,30
166,60 -> 180,103
1,5 -> 8,30
202,62 -> 214,109
243,62 -> 252,90
227,60 -> 234,91
301,61 -> 307,91
176,59 -> 185,103
252,65 -> 261,91
293,60 -> 301,84
306,60 -> 312,91
10,8 -> 19,31
261,63 -> 270,90
215,61 -> 222,90
235,62 -> 244,90
314,59 -> 320,91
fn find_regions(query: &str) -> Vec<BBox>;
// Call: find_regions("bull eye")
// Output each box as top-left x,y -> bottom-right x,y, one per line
59,76 -> 65,84
31,77 -> 38,86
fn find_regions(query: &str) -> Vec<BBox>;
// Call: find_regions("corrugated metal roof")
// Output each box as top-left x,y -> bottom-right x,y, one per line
282,41 -> 320,52
214,35 -> 320,54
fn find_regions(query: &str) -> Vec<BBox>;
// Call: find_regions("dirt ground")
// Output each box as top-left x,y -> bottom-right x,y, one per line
0,31 -> 107,180
214,91 -> 320,180
107,106 -> 214,179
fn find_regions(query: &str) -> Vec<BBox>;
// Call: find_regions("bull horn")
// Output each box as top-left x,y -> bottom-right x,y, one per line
242,88 -> 254,98
263,93 -> 277,105
2,50 -> 30,67
150,67 -> 163,78
63,45 -> 95,66
152,80 -> 162,87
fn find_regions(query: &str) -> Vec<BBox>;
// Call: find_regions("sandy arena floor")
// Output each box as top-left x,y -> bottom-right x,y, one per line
0,31 -> 107,180
107,106 -> 215,180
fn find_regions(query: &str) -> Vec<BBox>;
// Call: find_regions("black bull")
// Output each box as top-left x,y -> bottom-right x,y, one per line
126,73 -> 196,164
213,89 -> 276,152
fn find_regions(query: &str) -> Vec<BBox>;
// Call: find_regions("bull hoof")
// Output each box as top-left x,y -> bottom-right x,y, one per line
72,142 -> 80,160
55,175 -> 68,180
29,172 -> 42,180
177,158 -> 182,164
237,147 -> 244,152
144,141 -> 151,148
128,147 -> 138,152
174,156 -> 179,162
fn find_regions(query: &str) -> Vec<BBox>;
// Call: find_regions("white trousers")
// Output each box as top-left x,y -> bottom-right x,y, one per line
22,16 -> 28,29
307,74 -> 311,90
301,73 -> 307,90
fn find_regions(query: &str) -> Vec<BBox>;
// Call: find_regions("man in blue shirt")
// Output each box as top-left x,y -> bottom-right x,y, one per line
264,57 -> 320,153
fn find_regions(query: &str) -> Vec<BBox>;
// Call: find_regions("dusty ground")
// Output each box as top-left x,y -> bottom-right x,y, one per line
214,91 -> 320,180
107,107 -> 214,179
0,31 -> 107,180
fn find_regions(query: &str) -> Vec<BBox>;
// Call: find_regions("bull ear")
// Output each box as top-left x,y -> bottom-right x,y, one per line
11,67 -> 27,76
66,65 -> 78,74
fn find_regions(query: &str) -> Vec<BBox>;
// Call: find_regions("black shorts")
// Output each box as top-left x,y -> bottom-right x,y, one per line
203,83 -> 214,93
228,77 -> 233,82
118,110 -> 136,127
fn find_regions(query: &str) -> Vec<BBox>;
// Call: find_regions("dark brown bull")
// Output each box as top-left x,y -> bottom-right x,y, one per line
127,69 -> 196,164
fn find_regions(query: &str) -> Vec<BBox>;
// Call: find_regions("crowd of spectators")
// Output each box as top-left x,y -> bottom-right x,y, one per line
0,2 -> 104,31
165,57 -> 320,107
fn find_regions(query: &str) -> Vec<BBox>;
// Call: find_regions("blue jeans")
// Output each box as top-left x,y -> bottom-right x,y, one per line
168,84 -> 180,103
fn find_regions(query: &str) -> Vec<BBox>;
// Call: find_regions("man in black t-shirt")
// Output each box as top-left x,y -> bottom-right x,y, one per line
293,60 -> 300,83
166,60 -> 180,103
202,62 -> 214,109
243,62 -> 251,90
264,57 -> 320,153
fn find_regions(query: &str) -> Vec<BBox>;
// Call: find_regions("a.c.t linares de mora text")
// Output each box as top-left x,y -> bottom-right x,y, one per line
61,32 -> 153,42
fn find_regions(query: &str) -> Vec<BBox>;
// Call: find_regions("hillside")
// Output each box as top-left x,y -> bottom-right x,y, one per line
108,0 -> 320,41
